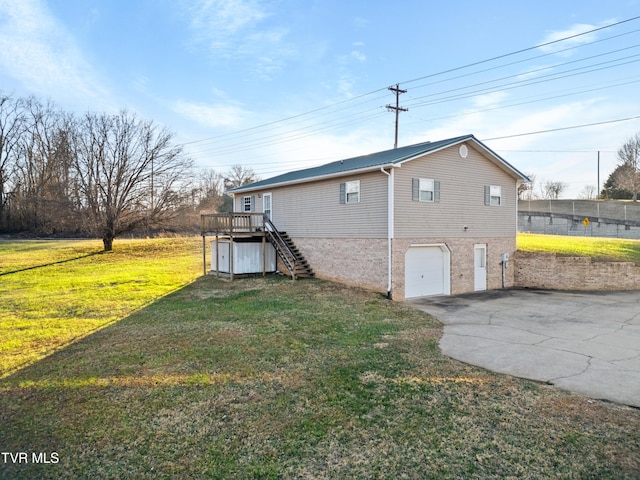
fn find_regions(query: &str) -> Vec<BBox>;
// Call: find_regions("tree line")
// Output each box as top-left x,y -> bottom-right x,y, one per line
4,92 -> 639,248
601,133 -> 640,201
0,94 -> 258,250
518,133 -> 640,201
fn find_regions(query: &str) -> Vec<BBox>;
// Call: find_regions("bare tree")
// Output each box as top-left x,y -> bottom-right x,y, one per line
578,185 -> 597,200
73,111 -> 192,251
12,98 -> 76,233
541,180 -> 568,199
193,169 -> 224,213
0,94 -> 26,229
223,164 -> 259,190
518,172 -> 536,200
614,133 -> 640,201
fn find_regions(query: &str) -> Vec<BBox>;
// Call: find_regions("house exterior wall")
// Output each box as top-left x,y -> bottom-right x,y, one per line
394,142 -> 518,239
234,170 -> 388,238
232,141 -> 520,300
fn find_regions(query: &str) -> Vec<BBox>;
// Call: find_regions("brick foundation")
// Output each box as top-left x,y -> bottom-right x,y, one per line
292,238 -> 388,292
291,236 -> 517,301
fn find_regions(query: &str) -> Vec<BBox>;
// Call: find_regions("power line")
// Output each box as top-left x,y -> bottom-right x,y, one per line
403,27 -> 640,95
401,16 -> 640,86
403,75 -> 640,126
182,16 -> 640,169
181,16 -> 640,152
402,44 -> 640,109
482,115 -> 640,141
180,88 -> 389,147
189,107 -> 388,157
196,115 -> 636,174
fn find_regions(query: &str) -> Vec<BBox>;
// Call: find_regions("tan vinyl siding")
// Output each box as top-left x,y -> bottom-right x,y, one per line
234,171 -> 388,238
394,142 -> 517,238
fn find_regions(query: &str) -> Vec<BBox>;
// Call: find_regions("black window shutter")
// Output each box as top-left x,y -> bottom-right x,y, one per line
434,180 -> 441,202
339,183 -> 346,204
484,186 -> 490,205
412,178 -> 419,201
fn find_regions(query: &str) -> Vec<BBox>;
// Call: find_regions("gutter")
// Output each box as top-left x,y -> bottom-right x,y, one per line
228,163 -> 398,195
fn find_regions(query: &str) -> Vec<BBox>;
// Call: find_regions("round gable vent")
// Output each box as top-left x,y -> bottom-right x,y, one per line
459,144 -> 468,158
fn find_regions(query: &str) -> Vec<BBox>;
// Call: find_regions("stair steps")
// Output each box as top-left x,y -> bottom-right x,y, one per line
263,221 -> 314,279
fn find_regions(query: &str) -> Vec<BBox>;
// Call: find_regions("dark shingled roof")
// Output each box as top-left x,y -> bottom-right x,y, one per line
228,134 -> 527,193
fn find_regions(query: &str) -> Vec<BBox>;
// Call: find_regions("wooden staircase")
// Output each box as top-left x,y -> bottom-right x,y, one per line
264,218 -> 314,279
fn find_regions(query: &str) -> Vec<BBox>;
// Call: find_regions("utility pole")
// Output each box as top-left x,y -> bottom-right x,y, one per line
150,157 -> 154,216
597,151 -> 600,200
386,84 -> 408,149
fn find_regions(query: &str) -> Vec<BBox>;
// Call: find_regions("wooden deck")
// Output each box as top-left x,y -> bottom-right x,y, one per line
201,213 -> 266,236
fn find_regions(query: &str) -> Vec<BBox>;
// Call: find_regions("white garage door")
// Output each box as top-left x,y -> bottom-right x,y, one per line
405,245 -> 450,298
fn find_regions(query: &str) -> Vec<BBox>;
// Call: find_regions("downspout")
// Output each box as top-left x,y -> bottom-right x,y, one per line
515,182 -> 521,236
380,167 -> 394,299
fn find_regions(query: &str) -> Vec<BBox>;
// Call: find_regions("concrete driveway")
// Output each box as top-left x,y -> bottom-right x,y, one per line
408,289 -> 640,408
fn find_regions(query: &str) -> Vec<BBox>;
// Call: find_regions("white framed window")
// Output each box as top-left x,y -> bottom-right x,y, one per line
412,178 -> 440,202
485,185 -> 502,206
243,195 -> 254,212
420,179 -> 434,201
340,180 -> 360,204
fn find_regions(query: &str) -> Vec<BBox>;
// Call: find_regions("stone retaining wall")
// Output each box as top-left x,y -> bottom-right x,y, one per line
514,251 -> 640,290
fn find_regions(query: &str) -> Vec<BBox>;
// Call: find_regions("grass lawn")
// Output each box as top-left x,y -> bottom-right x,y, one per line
518,233 -> 640,265
0,237 -> 203,378
1,239 -> 639,478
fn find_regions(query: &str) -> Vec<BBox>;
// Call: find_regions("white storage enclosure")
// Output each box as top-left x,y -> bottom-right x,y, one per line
213,237 -> 276,274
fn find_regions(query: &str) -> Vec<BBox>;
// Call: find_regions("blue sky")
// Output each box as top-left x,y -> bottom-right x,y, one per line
1,0 -> 640,198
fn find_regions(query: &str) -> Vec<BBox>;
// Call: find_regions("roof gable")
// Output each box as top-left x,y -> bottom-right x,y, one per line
228,134 -> 527,193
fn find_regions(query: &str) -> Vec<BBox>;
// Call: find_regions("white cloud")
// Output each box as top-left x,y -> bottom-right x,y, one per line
538,22 -> 609,56
354,17 -> 368,29
132,75 -> 150,93
351,50 -> 367,62
517,64 -> 555,81
473,91 -> 507,108
337,75 -> 355,97
0,0 -> 110,109
172,100 -> 247,128
186,0 -> 268,41
183,0 -> 296,79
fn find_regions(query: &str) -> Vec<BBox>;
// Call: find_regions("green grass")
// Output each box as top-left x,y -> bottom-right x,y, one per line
518,233 -> 640,265
1,240 -> 639,478
0,237 -> 203,378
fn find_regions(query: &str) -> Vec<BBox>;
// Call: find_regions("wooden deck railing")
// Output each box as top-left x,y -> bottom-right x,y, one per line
201,213 -> 266,234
